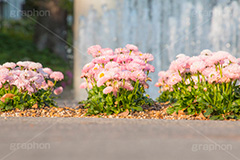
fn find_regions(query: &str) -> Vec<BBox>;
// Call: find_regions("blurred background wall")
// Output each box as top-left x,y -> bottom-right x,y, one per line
74,0 -> 240,100
0,0 -> 25,19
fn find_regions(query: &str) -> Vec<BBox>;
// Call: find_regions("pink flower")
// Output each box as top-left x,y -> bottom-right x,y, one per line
31,74 -> 45,88
117,54 -> 132,63
3,62 -> 16,69
219,77 -> 231,83
41,81 -> 49,90
12,77 -> 30,89
105,62 -> 119,70
167,72 -> 182,86
97,71 -> 111,87
93,56 -> 110,64
199,55 -> 208,61
140,53 -> 154,62
37,68 -> 48,77
176,54 -> 187,59
143,64 -> 155,72
114,48 -> 129,54
202,67 -> 220,80
126,62 -> 141,71
119,71 -> 131,80
108,55 -> 118,61
200,49 -> 213,56
90,64 -> 104,78
132,59 -> 145,65
54,87 -> 63,95
206,51 -> 231,66
131,70 -> 147,81
82,62 -> 95,73
50,71 -> 64,81
169,59 -> 187,73
227,55 -> 237,63
42,67 -> 53,75
123,81 -> 134,91
103,86 -> 113,94
80,82 -> 93,89
100,48 -> 114,56
158,71 -> 168,78
126,44 -> 138,51
190,60 -> 206,74
237,58 -> 240,65
16,61 -> 31,68
28,62 -> 42,70
87,45 -> 102,57
222,64 -> 240,80
187,56 -> 202,66
97,77 -> 109,87
0,69 -> 9,84
80,82 -> 87,89
25,85 -> 35,94
155,79 -> 165,87
208,77 -> 219,84
202,68 -> 220,83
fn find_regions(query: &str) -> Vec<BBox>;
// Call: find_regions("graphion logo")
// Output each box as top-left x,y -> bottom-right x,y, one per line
192,143 -> 232,152
10,9 -> 50,18
10,142 -> 50,151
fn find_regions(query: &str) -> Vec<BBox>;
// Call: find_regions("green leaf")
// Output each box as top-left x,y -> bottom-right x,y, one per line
128,94 -> 133,101
166,107 -> 175,115
236,115 -> 240,120
210,115 -> 223,120
204,108 -> 213,116
225,115 -> 235,119
233,99 -> 240,106
131,106 -> 143,111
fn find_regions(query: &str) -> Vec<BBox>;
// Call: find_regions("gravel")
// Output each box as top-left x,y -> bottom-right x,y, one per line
0,101 -> 239,121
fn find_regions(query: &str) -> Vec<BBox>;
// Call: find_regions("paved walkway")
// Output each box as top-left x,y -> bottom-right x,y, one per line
55,99 -> 79,108
0,117 -> 240,160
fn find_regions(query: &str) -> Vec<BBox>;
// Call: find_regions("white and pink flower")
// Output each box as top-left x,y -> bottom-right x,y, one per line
81,44 -> 154,96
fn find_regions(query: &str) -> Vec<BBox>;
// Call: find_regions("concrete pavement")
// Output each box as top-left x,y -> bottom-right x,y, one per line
0,117 -> 240,160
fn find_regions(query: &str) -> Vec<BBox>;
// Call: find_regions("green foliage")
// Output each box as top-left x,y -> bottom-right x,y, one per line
158,73 -> 240,120
156,90 -> 173,103
80,81 -> 154,115
0,32 -> 70,74
60,0 -> 73,14
0,84 -> 56,112
2,19 -> 35,40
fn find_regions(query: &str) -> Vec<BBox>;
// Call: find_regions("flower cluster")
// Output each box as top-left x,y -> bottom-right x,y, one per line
80,44 -> 154,96
0,61 -> 64,111
0,61 -> 64,95
156,50 -> 240,120
156,50 -> 240,92
80,44 -> 154,115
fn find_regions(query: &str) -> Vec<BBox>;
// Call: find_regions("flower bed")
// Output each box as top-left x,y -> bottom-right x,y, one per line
156,50 -> 240,120
0,61 -> 64,111
79,44 -> 155,115
1,46 -> 240,121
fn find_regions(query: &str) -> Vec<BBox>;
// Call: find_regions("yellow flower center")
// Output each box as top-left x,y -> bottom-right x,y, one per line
99,73 -> 105,78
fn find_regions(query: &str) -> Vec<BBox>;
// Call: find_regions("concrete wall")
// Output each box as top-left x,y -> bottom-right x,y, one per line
73,0 -> 115,100
1,0 -> 25,19
74,0 -> 240,100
